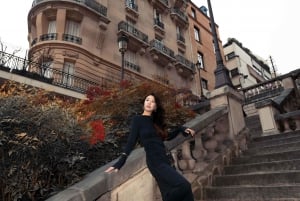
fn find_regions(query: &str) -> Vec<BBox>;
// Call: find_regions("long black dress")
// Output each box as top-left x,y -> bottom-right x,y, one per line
113,115 -> 194,201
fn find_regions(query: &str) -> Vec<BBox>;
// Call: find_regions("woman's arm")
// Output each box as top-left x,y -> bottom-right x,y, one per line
166,126 -> 195,141
105,116 -> 140,173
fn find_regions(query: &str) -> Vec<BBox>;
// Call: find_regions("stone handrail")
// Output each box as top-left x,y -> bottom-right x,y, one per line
252,68 -> 300,135
46,105 -> 249,201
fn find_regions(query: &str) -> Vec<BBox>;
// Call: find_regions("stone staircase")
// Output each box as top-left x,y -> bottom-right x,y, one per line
204,129 -> 300,201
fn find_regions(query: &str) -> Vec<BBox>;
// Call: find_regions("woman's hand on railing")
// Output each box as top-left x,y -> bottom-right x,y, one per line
104,166 -> 118,174
183,128 -> 195,137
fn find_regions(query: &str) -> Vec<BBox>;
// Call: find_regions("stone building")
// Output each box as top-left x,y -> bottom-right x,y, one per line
27,0 -> 223,97
223,38 -> 272,89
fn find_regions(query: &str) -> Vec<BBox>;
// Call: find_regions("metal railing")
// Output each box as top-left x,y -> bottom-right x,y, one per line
241,76 -> 284,104
118,21 -> 148,43
175,55 -> 195,72
62,34 -> 82,45
149,39 -> 175,59
171,8 -> 188,22
32,0 -> 107,17
40,33 -> 58,41
0,51 -> 116,93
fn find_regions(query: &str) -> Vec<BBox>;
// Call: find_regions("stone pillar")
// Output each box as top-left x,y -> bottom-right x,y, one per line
255,100 -> 280,135
207,85 -> 245,138
56,9 -> 66,40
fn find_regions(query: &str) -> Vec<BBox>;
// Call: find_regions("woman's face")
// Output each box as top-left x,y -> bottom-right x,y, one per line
144,95 -> 157,113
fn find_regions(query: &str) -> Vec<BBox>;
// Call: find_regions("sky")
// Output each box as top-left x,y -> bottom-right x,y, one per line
0,0 -> 299,75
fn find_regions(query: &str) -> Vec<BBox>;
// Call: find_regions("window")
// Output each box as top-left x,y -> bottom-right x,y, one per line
230,68 -> 239,77
62,61 -> 75,86
48,20 -> 56,33
201,78 -> 208,90
197,52 -> 204,69
226,52 -> 236,60
125,50 -> 140,72
194,26 -> 200,42
65,20 -> 80,36
154,9 -> 162,22
191,8 -> 196,18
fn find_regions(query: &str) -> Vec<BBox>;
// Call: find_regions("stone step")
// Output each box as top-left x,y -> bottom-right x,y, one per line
251,130 -> 300,143
205,185 -> 300,199
214,171 -> 300,186
232,149 -> 300,165
248,135 -> 300,148
224,159 -> 300,175
243,141 -> 300,156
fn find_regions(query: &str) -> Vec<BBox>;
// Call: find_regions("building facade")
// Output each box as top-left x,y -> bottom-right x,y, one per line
223,38 -> 272,89
188,1 -> 225,97
27,0 -> 223,97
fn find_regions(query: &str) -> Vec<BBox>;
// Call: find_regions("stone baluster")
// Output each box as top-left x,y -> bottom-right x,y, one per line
214,115 -> 229,153
192,129 -> 208,173
202,123 -> 218,161
178,140 -> 196,174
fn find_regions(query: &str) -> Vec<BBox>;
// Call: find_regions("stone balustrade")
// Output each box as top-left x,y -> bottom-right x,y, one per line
46,104 -> 249,201
253,68 -> 300,135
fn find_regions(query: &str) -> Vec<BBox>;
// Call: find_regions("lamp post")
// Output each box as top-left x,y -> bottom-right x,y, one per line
207,0 -> 233,89
118,34 -> 128,82
195,61 -> 205,100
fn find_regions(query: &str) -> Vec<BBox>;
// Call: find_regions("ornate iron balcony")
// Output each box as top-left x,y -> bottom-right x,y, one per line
63,34 -> 82,45
175,54 -> 195,72
154,18 -> 164,29
149,39 -> 175,59
118,21 -> 148,43
40,33 -> 57,41
125,0 -> 138,12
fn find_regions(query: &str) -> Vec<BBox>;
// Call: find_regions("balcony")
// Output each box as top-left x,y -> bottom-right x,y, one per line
148,0 -> 169,12
173,0 -> 187,8
63,34 -> 82,45
153,18 -> 165,37
32,0 -> 109,24
39,33 -> 57,41
118,21 -> 149,54
125,0 -> 139,20
125,60 -> 140,73
174,54 -> 195,78
170,8 -> 188,28
149,39 -> 176,66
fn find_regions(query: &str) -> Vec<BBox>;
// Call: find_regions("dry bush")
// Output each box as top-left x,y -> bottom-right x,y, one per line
0,80 -> 196,200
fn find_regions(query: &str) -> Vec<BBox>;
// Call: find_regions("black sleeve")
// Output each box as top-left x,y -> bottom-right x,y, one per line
112,116 -> 140,170
166,126 -> 187,141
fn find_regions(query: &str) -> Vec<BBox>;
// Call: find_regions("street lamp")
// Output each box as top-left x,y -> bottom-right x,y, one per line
207,0 -> 233,89
118,34 -> 128,82
195,61 -> 206,100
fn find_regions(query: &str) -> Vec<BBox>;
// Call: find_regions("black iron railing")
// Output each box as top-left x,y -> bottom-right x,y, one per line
118,21 -> 148,43
175,55 -> 195,72
149,39 -> 175,59
40,33 -> 57,41
0,51 -> 115,93
171,8 -> 188,22
63,34 -> 82,45
32,0 -> 107,17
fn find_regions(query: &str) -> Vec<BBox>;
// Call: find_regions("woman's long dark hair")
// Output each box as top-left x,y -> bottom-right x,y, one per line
145,93 -> 168,139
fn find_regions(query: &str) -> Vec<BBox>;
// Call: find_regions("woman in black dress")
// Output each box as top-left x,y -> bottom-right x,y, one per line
105,93 -> 195,201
